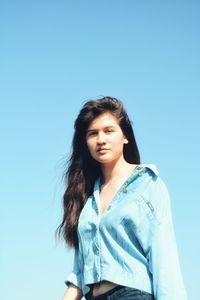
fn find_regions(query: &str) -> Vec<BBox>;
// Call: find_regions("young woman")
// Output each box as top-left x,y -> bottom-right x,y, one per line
57,96 -> 187,300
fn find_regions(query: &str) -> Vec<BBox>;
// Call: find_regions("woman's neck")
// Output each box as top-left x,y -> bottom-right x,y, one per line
101,157 -> 137,185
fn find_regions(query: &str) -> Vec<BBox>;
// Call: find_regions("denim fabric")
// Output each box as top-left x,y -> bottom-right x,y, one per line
85,285 -> 155,300
65,164 -> 187,299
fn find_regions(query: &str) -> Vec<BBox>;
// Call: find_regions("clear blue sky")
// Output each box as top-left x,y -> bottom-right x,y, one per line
1,1 -> 199,299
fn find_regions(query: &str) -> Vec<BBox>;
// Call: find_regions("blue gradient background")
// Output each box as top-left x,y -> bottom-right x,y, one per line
1,1 -> 199,299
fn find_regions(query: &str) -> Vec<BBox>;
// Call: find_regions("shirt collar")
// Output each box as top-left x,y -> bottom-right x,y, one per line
93,163 -> 159,196
140,163 -> 159,176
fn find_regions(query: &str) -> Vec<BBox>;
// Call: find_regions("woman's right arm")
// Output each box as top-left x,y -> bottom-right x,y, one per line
62,247 -> 84,300
61,283 -> 83,300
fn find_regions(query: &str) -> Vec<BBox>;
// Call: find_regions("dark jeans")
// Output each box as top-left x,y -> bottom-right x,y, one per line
85,285 -> 155,300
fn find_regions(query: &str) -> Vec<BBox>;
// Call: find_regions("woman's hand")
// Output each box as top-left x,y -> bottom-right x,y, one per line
61,283 -> 83,300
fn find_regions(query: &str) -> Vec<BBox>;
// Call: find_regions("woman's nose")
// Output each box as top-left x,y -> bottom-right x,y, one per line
97,132 -> 106,144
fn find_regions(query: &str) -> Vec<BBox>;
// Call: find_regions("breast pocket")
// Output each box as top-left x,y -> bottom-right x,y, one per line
119,193 -> 159,252
119,194 -> 146,234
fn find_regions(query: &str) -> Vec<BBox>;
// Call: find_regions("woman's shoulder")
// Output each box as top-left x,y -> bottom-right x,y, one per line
141,164 -> 171,215
140,163 -> 169,192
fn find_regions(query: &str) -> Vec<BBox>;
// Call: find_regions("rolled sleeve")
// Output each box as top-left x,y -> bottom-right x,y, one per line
65,249 -> 82,291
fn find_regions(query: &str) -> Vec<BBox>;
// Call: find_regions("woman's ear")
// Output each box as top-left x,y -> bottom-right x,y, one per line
124,137 -> 129,144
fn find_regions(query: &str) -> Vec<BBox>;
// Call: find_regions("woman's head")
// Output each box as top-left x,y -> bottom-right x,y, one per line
73,96 -> 140,167
86,111 -> 129,166
57,96 -> 140,248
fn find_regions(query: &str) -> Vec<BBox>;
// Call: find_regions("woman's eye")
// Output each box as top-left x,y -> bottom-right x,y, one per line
105,129 -> 113,133
88,132 -> 96,136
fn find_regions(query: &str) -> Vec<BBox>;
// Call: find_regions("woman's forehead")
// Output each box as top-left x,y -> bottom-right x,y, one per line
88,112 -> 119,129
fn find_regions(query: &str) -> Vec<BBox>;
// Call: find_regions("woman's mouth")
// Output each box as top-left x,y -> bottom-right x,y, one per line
97,148 -> 109,154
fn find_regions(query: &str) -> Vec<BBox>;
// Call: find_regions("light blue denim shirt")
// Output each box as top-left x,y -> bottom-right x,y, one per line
65,164 -> 187,299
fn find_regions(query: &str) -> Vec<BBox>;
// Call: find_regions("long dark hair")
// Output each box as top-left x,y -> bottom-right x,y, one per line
56,96 -> 140,249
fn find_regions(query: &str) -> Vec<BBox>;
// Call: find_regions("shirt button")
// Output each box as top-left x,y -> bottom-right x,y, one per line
136,166 -> 143,170
107,205 -> 111,210
139,170 -> 145,176
95,249 -> 99,255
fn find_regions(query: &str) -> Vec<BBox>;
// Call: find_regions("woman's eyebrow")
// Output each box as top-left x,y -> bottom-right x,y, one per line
87,125 -> 115,132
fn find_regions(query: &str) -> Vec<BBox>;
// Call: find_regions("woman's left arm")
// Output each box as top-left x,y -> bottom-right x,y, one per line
146,178 -> 187,300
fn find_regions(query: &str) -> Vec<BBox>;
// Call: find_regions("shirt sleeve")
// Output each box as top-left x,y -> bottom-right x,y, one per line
146,178 -> 187,300
65,248 -> 83,291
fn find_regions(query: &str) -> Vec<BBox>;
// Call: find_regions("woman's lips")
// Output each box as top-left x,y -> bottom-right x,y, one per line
97,148 -> 109,154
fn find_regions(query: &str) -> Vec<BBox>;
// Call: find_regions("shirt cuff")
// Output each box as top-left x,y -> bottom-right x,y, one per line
65,271 -> 82,290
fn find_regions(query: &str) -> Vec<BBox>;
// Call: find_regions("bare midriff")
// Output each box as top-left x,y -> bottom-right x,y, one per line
89,280 -> 119,297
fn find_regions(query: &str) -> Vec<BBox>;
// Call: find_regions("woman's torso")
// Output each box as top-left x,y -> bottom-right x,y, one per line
78,164 -> 159,296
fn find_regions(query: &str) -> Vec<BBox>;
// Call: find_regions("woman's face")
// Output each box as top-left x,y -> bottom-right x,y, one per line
86,112 -> 128,165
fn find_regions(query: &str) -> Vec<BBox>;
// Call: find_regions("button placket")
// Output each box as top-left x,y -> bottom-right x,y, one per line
94,220 -> 101,280
123,187 -> 128,193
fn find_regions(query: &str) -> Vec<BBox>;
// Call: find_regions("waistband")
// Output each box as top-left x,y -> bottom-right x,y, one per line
85,285 -> 124,300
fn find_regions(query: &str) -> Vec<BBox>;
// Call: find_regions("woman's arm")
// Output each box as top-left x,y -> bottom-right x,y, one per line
146,178 -> 187,299
63,248 -> 84,299
61,283 -> 83,300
